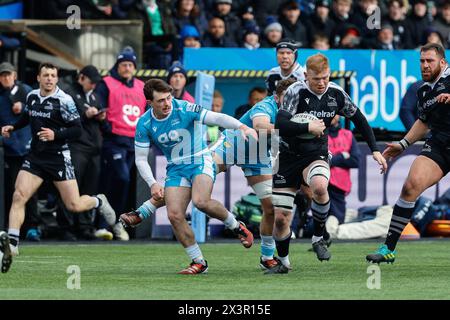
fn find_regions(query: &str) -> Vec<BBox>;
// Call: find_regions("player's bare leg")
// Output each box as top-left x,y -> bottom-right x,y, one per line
270,187 -> 296,273
303,160 -> 331,261
165,186 -> 208,274
54,179 -> 116,226
367,156 -> 444,264
247,174 -> 278,269
7,170 -> 43,255
192,174 -> 254,248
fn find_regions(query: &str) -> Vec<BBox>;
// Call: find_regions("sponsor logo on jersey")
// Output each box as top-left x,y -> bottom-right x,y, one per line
307,110 -> 336,118
30,110 -> 51,118
305,98 -> 310,104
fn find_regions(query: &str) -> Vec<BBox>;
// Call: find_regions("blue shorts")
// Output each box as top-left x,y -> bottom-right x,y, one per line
165,153 -> 216,188
213,132 -> 272,177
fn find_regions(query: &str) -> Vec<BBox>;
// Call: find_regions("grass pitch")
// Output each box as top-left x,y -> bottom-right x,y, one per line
1,240 -> 449,300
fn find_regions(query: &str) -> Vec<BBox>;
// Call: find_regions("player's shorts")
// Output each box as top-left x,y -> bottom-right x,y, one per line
273,150 -> 329,189
213,131 -> 272,177
419,139 -> 450,175
164,152 -> 216,188
21,150 -> 76,181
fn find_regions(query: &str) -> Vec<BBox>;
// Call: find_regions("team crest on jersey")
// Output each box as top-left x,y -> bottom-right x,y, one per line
436,83 -> 445,92
327,96 -> 337,107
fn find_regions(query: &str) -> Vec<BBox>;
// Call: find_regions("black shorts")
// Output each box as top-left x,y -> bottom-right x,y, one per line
273,151 -> 329,189
419,140 -> 450,175
21,150 -> 76,181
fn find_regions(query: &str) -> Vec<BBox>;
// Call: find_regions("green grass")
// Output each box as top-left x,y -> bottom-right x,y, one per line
1,240 -> 449,300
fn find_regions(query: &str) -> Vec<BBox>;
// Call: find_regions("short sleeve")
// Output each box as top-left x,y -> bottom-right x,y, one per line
249,103 -> 272,121
135,116 -> 152,149
183,100 -> 208,123
280,82 -> 300,115
60,94 -> 81,124
336,88 -> 357,118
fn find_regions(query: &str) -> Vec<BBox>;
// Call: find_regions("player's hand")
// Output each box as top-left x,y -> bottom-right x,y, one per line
239,125 -> 258,142
95,109 -> 106,121
308,119 -> 326,137
151,183 -> 164,201
11,102 -> 22,114
382,142 -> 403,161
1,125 -> 14,138
437,93 -> 450,104
37,127 -> 55,142
373,151 -> 388,174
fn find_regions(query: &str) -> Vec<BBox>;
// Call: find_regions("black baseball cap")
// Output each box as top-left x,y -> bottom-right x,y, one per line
79,65 -> 102,84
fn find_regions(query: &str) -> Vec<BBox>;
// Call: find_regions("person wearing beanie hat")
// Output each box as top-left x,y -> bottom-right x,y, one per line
93,47 -> 147,241
167,62 -> 195,103
261,21 -> 283,48
279,0 -> 309,48
265,38 -> 305,95
242,23 -> 261,49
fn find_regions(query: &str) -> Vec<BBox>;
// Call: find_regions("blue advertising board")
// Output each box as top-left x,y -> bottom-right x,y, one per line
184,48 -> 425,131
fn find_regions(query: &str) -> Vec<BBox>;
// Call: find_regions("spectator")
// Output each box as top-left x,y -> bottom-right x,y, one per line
329,0 -> 353,47
242,23 -> 261,49
86,0 -> 130,19
132,0 -> 177,69
365,23 -> 399,49
60,65 -> 105,241
279,1 -> 309,47
423,27 -> 445,47
173,0 -> 208,37
337,24 -> 362,48
94,47 -> 147,240
0,62 -> 39,240
202,17 -> 238,47
206,90 -> 224,144
432,0 -> 450,48
167,62 -> 195,102
311,33 -> 331,49
306,0 -> 336,45
252,0 -> 285,28
239,3 -> 258,27
383,0 -> 411,49
328,115 -> 361,224
234,86 -> 267,119
177,24 -> 202,61
181,25 -> 202,48
399,80 -> 423,131
212,0 -> 242,45
350,0 -> 379,42
0,35 -> 20,51
260,20 -> 283,47
405,0 -> 431,49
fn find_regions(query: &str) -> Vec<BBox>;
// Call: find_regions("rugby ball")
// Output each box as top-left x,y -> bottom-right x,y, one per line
290,113 -> 318,139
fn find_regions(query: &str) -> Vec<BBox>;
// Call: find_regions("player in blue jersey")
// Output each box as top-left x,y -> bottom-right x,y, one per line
212,78 -> 296,273
124,79 -> 257,274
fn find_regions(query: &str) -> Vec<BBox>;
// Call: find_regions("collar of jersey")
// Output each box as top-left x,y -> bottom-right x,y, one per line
424,65 -> 450,89
37,86 -> 60,103
280,62 -> 300,79
151,107 -> 172,122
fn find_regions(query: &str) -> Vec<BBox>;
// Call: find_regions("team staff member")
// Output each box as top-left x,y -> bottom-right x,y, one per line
94,47 -> 147,239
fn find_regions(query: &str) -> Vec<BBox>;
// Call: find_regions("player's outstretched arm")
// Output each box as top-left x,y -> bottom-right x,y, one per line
203,111 -> 258,141
383,119 -> 429,161
349,108 -> 387,173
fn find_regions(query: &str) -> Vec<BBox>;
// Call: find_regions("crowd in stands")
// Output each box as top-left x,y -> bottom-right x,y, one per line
21,0 -> 450,68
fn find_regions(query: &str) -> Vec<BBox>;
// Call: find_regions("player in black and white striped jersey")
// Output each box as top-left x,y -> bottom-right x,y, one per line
265,39 -> 305,96
0,63 -> 116,257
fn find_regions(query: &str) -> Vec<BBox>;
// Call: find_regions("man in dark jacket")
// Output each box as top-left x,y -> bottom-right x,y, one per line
202,17 -> 238,47
0,62 -> 39,240
212,0 -> 242,45
61,65 -> 105,240
279,1 -> 309,48
405,0 -> 431,49
306,0 -> 336,45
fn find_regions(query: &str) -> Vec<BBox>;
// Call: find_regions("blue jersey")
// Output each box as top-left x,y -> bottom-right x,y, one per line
238,95 -> 278,128
135,99 -> 209,164
214,96 -> 279,175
